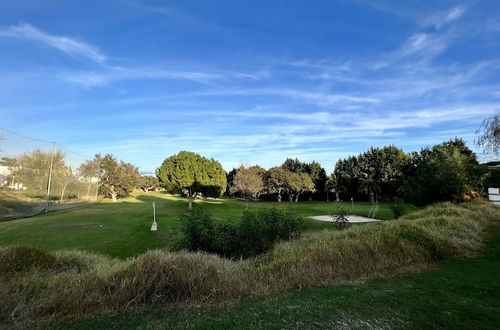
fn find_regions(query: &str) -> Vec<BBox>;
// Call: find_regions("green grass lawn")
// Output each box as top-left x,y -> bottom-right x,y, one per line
0,192 -> 415,258
60,217 -> 500,330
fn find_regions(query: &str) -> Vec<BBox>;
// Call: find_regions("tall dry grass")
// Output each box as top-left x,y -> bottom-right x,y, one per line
0,200 -> 498,328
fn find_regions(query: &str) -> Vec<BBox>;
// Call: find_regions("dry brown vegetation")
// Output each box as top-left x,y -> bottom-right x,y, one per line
0,200 -> 498,328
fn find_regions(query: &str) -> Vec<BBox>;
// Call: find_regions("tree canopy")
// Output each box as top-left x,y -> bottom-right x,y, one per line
230,165 -> 264,209
334,146 -> 411,201
138,175 -> 160,192
156,151 -> 226,210
281,158 -> 327,198
98,154 -> 140,202
405,138 -> 485,205
264,166 -> 288,202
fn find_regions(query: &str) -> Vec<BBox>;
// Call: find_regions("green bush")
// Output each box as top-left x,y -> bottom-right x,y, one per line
179,207 -> 215,253
179,207 -> 303,258
390,203 -> 407,218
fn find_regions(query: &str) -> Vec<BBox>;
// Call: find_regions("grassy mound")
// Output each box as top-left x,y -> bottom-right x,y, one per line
0,200 -> 498,328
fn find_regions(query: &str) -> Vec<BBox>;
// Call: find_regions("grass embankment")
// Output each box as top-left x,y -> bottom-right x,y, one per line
0,191 -> 46,220
0,200 -> 497,329
0,192 -> 415,258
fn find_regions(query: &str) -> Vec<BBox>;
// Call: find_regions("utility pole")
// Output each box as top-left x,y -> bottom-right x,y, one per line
45,142 -> 56,213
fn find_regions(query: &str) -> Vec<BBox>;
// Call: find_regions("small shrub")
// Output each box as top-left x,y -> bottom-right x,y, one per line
329,207 -> 350,230
239,208 -> 302,257
390,203 -> 407,218
179,207 -> 215,252
117,250 -> 245,304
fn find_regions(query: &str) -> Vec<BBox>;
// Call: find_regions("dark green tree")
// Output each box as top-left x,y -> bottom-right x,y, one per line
405,139 -> 484,205
306,161 -> 328,199
225,168 -> 237,195
281,158 -> 307,173
156,151 -> 226,210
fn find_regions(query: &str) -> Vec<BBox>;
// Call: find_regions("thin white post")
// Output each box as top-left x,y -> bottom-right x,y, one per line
151,201 -> 158,231
153,201 -> 156,223
45,142 -> 56,213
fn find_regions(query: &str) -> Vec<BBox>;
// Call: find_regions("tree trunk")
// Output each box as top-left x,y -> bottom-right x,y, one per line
295,193 -> 300,202
326,191 -> 329,202
86,183 -> 92,200
335,192 -> 340,202
277,189 -> 282,203
111,192 -> 117,203
369,191 -> 374,204
245,198 -> 248,210
288,194 -> 293,202
188,194 -> 193,210
60,183 -> 68,203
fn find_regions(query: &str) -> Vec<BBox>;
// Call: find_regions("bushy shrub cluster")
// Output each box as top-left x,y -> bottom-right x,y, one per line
179,207 -> 303,258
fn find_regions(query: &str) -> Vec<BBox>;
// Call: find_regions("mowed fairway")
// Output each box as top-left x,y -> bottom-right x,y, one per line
0,192 -> 415,258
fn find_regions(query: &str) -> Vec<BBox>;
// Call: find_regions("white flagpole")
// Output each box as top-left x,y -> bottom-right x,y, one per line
151,201 -> 158,231
153,201 -> 156,223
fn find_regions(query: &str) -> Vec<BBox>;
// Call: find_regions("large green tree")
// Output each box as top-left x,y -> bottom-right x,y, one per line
325,174 -> 340,202
281,158 -> 307,173
264,166 -> 288,202
405,139 -> 484,205
156,151 -> 226,210
285,172 -> 315,202
98,154 -> 140,202
333,146 -> 411,201
306,161 -> 328,199
281,158 -> 327,200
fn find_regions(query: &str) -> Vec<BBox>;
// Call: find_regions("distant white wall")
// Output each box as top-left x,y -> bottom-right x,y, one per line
0,165 -> 25,190
488,188 -> 500,206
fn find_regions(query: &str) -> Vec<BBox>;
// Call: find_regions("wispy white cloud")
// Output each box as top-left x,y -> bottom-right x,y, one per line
58,65 -> 270,87
0,23 -> 106,64
423,5 -> 466,29
58,66 -> 224,87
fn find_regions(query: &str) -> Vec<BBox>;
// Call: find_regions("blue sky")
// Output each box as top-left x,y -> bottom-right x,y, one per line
1,0 -> 499,173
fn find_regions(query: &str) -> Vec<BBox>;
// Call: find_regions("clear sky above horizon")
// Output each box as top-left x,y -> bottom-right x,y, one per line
1,0 -> 499,173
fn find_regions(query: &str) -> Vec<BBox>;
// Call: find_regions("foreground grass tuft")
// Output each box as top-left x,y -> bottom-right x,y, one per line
0,200 -> 498,328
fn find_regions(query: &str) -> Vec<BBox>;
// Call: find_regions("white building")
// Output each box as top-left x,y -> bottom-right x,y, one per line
0,165 -> 25,190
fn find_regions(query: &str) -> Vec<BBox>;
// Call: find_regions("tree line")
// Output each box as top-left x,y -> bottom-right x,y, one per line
3,118 -> 498,209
